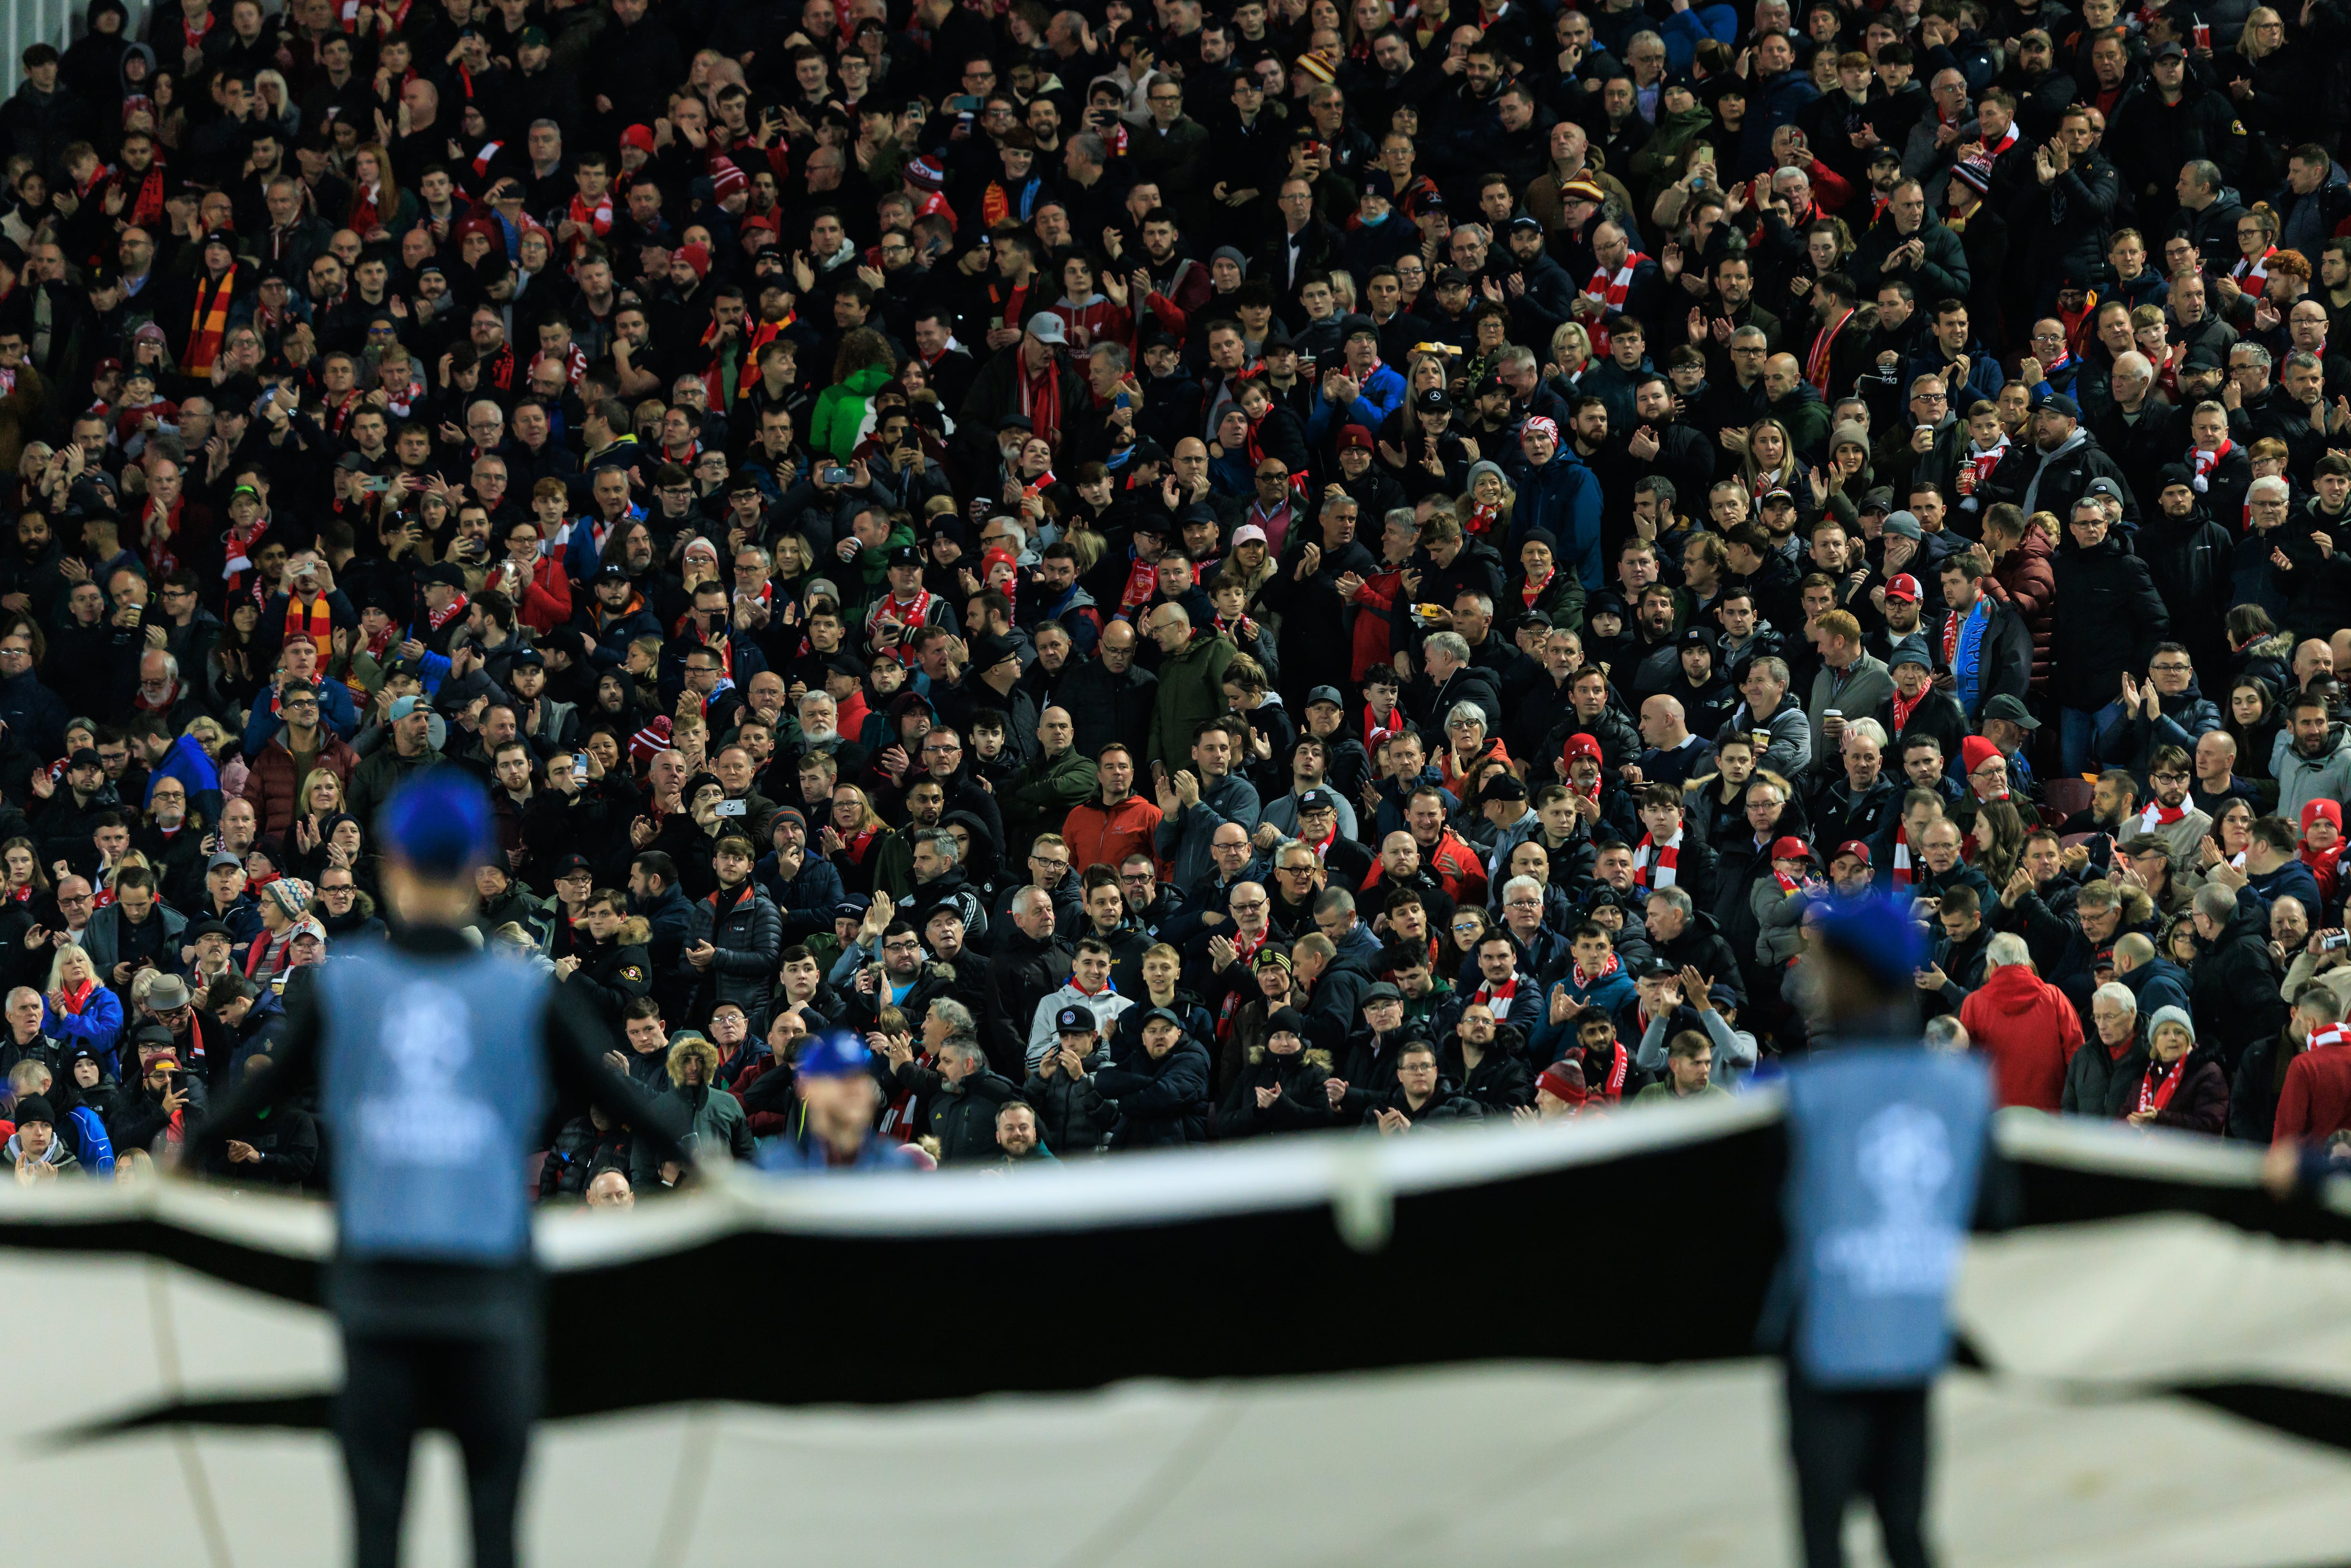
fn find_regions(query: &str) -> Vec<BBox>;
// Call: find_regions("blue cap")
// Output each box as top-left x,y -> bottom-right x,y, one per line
796,1031 -> 871,1079
1808,890 -> 1926,989
375,767 -> 498,878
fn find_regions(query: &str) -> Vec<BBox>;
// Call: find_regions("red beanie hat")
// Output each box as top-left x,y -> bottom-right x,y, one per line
2304,799 -> 2343,835
1961,735 -> 2001,776
678,242 -> 712,281
1536,1059 -> 1587,1106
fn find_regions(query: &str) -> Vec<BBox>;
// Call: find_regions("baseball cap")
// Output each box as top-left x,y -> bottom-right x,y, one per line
1770,836 -> 1813,861
206,852 -> 245,873
1981,693 -> 2042,729
1298,788 -> 1337,813
1054,1004 -> 1098,1035
1305,685 -> 1344,709
1139,1006 -> 1186,1029
1884,573 -> 1922,602
1363,982 -> 1403,1005
1830,840 -> 1872,867
1024,311 -> 1068,345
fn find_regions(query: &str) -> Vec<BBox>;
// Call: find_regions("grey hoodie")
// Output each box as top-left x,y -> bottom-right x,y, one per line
2271,722 -> 2351,822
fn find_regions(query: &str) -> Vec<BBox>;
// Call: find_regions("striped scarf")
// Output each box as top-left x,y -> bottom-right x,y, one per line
185,263 -> 237,374
1633,831 -> 1679,888
1582,252 -> 1646,357
283,594 -> 332,655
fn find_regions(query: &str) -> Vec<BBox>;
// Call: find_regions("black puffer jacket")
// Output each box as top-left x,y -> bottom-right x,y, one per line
894,1059 -> 1022,1165
1023,1046 -> 1113,1155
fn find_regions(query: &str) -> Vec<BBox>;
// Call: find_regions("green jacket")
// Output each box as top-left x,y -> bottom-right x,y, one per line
811,363 -> 894,462
1632,1080 -> 1731,1103
844,521 -> 917,622
1625,104 -> 1716,210
1145,629 -> 1235,769
999,744 -> 1099,859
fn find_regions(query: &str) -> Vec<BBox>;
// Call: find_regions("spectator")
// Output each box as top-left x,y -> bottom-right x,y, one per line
1092,1006 -> 1212,1148
1960,933 -> 2085,1111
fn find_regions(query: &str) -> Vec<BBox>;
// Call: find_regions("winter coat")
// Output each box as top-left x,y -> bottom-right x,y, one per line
2049,533 -> 2169,712
239,730 -> 360,839
1144,629 -> 1235,770
1360,1076 -> 1485,1128
895,1058 -> 1023,1164
680,883 -> 783,1024
1215,1042 -> 1335,1138
2270,723 -> 2351,826
1983,528 -> 2058,690
1093,1035 -> 1213,1148
2063,1027 -> 2139,1117
2104,1041 -> 2230,1134
1022,1047 -> 1113,1155
1960,961 -> 2085,1111
2191,891 -> 2291,1074
984,927 -> 1073,1079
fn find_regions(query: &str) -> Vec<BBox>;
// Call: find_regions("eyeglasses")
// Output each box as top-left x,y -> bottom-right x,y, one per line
1230,899 -> 1269,913
1029,854 -> 1068,868
882,938 -> 922,953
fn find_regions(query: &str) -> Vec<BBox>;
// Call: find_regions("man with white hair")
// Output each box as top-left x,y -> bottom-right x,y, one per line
1959,931 -> 2084,1111
2065,981 -> 2140,1114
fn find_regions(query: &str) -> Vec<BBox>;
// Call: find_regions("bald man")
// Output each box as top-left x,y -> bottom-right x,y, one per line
1633,693 -> 1708,785
1001,705 -> 1099,863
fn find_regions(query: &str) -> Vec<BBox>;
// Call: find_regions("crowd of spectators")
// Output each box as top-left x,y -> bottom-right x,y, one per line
0,0 -> 2349,1183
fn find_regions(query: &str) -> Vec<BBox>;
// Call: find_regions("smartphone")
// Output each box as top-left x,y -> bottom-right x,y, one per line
714,798 -> 748,818
2324,931 -> 2350,953
947,93 -> 979,112
573,754 -> 590,775
356,474 -> 391,494
1114,391 -> 1135,410
820,465 -> 853,484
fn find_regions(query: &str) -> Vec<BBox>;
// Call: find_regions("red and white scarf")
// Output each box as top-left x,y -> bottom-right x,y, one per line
2138,798 -> 2187,833
1578,1038 -> 1629,1099
565,191 -> 614,257
1964,435 -> 2007,495
425,591 -> 469,633
2190,440 -> 2232,494
1521,562 -> 1552,607
867,588 -> 936,667
1891,837 -> 1914,888
1472,974 -> 1519,1012
1583,252 -> 1647,356
2234,246 -> 2276,289
1890,684 -> 1926,736
1773,868 -> 1804,895
1633,831 -> 1680,889
1570,950 -> 1620,991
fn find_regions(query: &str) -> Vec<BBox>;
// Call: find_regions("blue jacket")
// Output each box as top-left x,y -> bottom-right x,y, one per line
757,851 -> 847,945
1659,1 -> 1736,66
1507,449 -> 1605,588
0,669 -> 67,758
1304,363 -> 1408,446
1530,968 -> 1637,1064
43,986 -> 125,1072
240,677 -> 361,755
145,733 -> 222,818
2248,858 -> 2325,917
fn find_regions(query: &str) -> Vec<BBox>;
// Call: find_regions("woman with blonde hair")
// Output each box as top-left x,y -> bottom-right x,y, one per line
824,783 -> 890,894
43,943 -> 123,1062
1740,417 -> 1805,499
1546,321 -> 1592,397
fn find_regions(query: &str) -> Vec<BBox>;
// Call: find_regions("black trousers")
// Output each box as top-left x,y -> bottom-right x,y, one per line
336,1328 -> 539,1568
1783,1364 -> 1934,1568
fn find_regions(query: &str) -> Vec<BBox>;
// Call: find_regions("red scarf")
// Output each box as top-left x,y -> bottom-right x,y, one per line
351,182 -> 383,235
2190,440 -> 2232,494
1466,500 -> 1502,537
2234,246 -> 2276,289
2138,798 -> 2186,832
1965,436 -> 2007,495
1578,1038 -> 1629,1099
1583,251 -> 1647,357
1891,836 -> 1914,888
841,823 -> 880,863
125,162 -> 167,231
1118,552 -> 1157,615
180,8 -> 214,51
1633,831 -> 1679,889
1521,563 -> 1552,607
426,591 -> 469,633
1571,950 -> 1620,990
55,977 -> 96,1014
2135,1054 -> 2188,1115
1216,928 -> 1271,1040
1020,355 -> 1062,435
1806,307 -> 1854,394
1774,869 -> 1804,895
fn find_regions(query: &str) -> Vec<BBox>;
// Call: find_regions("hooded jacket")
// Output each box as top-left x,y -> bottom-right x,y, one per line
2049,532 -> 2169,711
1216,1040 -> 1336,1137
1959,961 -> 2085,1111
1093,1034 -> 1213,1148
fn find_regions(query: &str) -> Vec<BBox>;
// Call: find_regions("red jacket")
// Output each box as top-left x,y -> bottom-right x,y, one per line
1060,794 -> 1164,877
1984,528 -> 2057,689
1350,563 -> 1405,680
1960,962 -> 2083,1111
492,554 -> 573,635
2274,1042 -> 2351,1143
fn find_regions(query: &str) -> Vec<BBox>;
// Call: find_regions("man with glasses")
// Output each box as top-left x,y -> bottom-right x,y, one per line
0,621 -> 64,759
316,866 -> 386,944
1264,838 -> 1327,934
239,683 -> 358,839
1129,80 -> 1208,213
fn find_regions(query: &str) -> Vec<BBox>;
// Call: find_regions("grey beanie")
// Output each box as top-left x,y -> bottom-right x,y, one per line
2147,1004 -> 2196,1047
